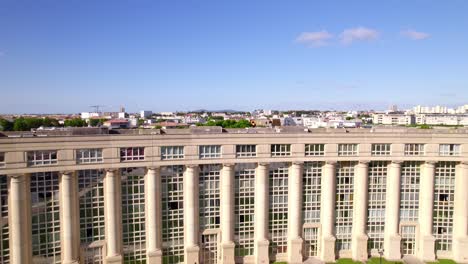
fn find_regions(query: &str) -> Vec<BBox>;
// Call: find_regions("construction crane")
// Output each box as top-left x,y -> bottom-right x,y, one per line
90,105 -> 106,113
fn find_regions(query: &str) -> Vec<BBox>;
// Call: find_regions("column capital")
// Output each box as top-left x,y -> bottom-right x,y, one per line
357,160 -> 370,165
146,166 -> 161,171
105,168 -> 118,173
459,161 -> 468,166
59,170 -> 75,176
292,161 -> 304,166
9,174 -> 25,181
186,164 -> 199,169
390,160 -> 403,165
222,163 -> 235,168
424,161 -> 437,166
325,160 -> 337,166
257,162 -> 269,167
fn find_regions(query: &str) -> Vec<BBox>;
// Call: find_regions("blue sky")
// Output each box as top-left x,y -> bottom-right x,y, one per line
1,0 -> 467,113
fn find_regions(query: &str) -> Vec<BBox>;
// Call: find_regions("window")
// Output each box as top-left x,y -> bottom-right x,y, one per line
27,150 -> 58,166
199,164 -> 221,230
371,144 -> 391,156
305,144 -> 324,156
161,166 -> 184,264
120,147 -> 145,161
236,145 -> 257,158
0,152 -> 4,167
235,163 -> 255,257
367,161 -> 387,252
76,149 -> 103,164
199,145 -> 221,159
433,162 -> 455,251
269,163 -> 289,255
400,161 -> 421,222
335,161 -> 355,252
271,144 -> 291,157
303,162 -> 322,223
161,146 -> 184,160
404,144 -> 425,156
439,144 -> 460,156
338,144 -> 358,156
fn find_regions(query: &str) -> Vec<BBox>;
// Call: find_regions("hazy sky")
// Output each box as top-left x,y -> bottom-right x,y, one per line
1,0 -> 468,113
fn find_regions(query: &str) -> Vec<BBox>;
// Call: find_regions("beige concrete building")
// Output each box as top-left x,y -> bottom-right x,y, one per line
0,126 -> 467,264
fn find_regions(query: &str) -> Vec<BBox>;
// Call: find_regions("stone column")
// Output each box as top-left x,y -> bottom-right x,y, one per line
221,164 -> 235,264
145,167 -> 162,264
60,171 -> 80,264
320,161 -> 336,262
384,161 -> 402,260
254,162 -> 269,264
288,162 -> 304,264
352,161 -> 369,261
418,161 -> 436,261
184,165 -> 200,264
104,169 -> 123,263
8,174 -> 32,264
453,162 -> 468,263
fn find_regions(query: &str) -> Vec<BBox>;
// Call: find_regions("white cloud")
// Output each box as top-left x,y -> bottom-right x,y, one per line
340,27 -> 379,44
401,29 -> 430,40
296,31 -> 333,47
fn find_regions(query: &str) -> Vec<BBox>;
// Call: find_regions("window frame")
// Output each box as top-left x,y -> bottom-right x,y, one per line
305,144 -> 325,156
199,145 -> 222,159
76,148 -> 103,164
271,144 -> 291,157
161,146 -> 185,160
27,150 -> 58,166
236,145 -> 257,158
120,147 -> 145,162
371,143 -> 391,156
337,144 -> 358,156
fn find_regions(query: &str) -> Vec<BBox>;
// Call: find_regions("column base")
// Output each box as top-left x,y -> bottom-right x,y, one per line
453,237 -> 468,263
384,234 -> 401,261
63,260 -> 80,264
221,241 -> 235,264
185,245 -> 200,264
352,234 -> 368,261
255,239 -> 270,264
320,236 -> 336,262
287,237 -> 304,264
105,254 -> 123,264
147,249 -> 163,264
418,235 -> 436,262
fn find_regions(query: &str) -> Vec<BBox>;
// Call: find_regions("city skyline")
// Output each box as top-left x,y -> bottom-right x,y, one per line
1,1 -> 468,113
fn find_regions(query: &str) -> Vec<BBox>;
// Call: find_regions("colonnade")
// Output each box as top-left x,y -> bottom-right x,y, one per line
5,160 -> 468,264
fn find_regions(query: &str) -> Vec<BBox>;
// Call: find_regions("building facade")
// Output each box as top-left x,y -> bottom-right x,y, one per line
0,127 -> 467,264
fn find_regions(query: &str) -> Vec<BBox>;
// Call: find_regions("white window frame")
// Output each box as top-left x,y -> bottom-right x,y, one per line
236,145 -> 257,158
199,145 -> 221,159
161,146 -> 185,160
404,144 -> 425,156
439,144 -> 460,156
305,144 -> 324,156
27,150 -> 58,166
120,147 -> 145,161
271,144 -> 291,157
371,144 -> 391,156
76,149 -> 103,164
338,144 -> 358,156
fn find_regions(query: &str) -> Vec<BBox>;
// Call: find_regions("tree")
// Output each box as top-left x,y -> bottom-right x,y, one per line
0,119 -> 13,131
64,118 -> 87,127
89,118 -> 106,127
13,117 -> 29,131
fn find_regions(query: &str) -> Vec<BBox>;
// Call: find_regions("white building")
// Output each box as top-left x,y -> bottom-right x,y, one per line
140,110 -> 153,119
372,113 -> 415,125
80,112 -> 100,119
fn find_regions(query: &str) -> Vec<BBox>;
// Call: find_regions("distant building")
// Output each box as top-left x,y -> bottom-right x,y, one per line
81,112 -> 100,119
372,113 -> 415,125
415,114 -> 468,125
140,110 -> 153,119
103,119 -> 130,129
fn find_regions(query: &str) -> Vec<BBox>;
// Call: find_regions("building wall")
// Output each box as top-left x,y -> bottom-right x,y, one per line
0,129 -> 468,264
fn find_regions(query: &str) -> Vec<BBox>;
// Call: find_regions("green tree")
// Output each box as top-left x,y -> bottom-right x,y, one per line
89,118 -> 106,127
64,118 -> 87,127
0,119 -> 13,131
13,117 -> 29,131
